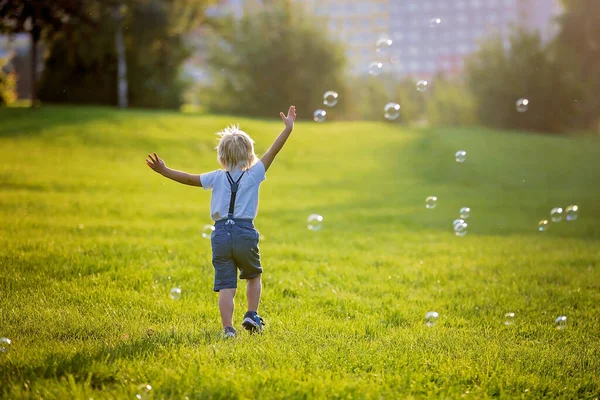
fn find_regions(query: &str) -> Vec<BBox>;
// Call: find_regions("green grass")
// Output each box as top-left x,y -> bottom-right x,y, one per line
0,105 -> 599,399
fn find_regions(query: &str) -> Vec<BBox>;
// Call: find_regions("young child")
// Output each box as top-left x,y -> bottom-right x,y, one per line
146,105 -> 296,338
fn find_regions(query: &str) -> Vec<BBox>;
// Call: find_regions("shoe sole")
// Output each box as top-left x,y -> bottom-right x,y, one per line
242,317 -> 262,333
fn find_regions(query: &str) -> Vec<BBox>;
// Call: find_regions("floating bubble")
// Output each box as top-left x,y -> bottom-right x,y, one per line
516,98 -> 529,112
555,315 -> 567,330
425,196 -> 437,209
416,80 -> 428,92
201,224 -> 214,239
565,205 -> 579,221
323,91 -> 339,107
384,102 -> 401,120
368,61 -> 383,76
453,218 -> 465,227
0,338 -> 11,353
136,384 -> 153,400
429,18 -> 442,27
459,207 -> 471,219
424,311 -> 439,327
169,287 -> 182,300
455,150 -> 467,163
504,312 -> 515,326
307,214 -> 324,231
538,220 -> 549,232
313,109 -> 327,123
454,220 -> 468,236
376,37 -> 393,53
550,207 -> 563,223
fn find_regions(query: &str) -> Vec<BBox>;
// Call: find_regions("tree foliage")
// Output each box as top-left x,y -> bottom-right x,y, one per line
465,30 -> 579,133
555,0 -> 600,130
37,0 -> 212,109
0,0 -> 91,105
0,57 -> 17,105
202,0 -> 346,118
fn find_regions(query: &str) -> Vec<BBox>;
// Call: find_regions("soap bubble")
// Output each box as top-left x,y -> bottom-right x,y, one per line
453,218 -> 465,227
0,338 -> 11,353
416,80 -> 428,92
455,150 -> 467,163
429,18 -> 442,27
504,312 -> 515,326
459,207 -> 470,219
169,287 -> 182,300
368,61 -> 384,76
538,220 -> 549,232
136,384 -> 153,400
376,37 -> 393,54
425,196 -> 437,209
201,224 -> 214,239
323,91 -> 338,107
307,214 -> 324,231
384,102 -> 401,120
555,315 -> 567,330
565,205 -> 579,221
313,109 -> 327,123
424,311 -> 439,327
550,207 -> 563,222
516,98 -> 529,112
454,220 -> 468,236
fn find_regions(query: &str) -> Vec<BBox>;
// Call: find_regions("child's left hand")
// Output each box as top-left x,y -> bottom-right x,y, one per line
280,105 -> 296,130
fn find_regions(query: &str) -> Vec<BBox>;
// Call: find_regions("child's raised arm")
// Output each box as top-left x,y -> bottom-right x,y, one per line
261,105 -> 296,172
146,152 -> 202,187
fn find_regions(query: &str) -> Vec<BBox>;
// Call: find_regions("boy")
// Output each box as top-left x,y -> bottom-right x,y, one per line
146,105 -> 296,338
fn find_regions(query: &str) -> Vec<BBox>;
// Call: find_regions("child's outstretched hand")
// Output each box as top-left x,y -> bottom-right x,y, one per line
146,152 -> 166,174
280,105 -> 296,130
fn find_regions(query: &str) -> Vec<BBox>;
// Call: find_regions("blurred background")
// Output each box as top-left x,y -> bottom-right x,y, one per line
1,0 -> 598,133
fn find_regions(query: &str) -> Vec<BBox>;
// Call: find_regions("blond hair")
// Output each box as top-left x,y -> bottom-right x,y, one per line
216,124 -> 258,171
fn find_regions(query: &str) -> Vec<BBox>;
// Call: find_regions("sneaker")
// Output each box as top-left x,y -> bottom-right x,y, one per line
242,312 -> 265,333
223,326 -> 237,338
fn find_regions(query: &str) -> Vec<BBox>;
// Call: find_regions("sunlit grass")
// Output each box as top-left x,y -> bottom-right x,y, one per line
0,105 -> 599,398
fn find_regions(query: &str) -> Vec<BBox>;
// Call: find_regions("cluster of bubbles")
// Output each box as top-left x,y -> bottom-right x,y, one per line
452,207 -> 471,237
538,205 -> 578,232
313,90 -> 339,123
424,312 -> 569,329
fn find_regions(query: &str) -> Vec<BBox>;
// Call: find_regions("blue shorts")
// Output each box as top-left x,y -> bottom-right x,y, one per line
211,219 -> 262,292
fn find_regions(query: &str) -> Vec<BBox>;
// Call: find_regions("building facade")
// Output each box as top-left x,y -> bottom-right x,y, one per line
387,0 -> 561,79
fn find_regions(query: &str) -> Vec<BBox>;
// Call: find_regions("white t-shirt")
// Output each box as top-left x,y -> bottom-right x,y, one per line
200,161 -> 266,221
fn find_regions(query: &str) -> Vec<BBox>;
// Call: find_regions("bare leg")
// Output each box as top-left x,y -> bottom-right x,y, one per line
246,275 -> 262,313
218,288 -> 236,327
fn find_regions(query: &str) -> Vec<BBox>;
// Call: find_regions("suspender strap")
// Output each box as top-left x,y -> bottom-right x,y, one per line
226,171 -> 245,220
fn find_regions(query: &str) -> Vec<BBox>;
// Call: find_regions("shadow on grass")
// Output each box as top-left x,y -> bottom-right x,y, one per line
0,329 -> 221,390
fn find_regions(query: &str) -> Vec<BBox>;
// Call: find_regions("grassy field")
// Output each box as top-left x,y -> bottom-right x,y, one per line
0,106 -> 599,399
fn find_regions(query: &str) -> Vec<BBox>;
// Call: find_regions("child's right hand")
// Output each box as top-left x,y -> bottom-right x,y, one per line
146,152 -> 166,174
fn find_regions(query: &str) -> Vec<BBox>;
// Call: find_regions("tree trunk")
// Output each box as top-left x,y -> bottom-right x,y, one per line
30,30 -> 39,108
114,4 -> 128,109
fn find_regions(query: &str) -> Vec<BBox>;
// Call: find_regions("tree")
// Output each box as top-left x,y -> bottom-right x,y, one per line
0,0 -> 89,107
202,0 -> 346,118
0,57 -> 17,105
37,0 -> 213,109
465,29 -> 579,133
555,0 -> 600,130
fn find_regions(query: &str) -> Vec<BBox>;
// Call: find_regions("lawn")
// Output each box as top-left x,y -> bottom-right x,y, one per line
0,106 -> 599,399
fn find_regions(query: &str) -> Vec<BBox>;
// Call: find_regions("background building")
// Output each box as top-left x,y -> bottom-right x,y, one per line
387,0 -> 562,79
